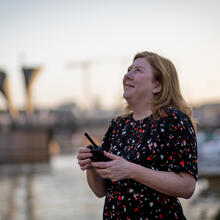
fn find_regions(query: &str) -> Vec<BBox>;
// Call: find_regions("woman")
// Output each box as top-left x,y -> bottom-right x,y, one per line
77,51 -> 198,219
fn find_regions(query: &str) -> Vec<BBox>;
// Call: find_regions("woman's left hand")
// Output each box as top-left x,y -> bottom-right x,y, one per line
91,151 -> 131,182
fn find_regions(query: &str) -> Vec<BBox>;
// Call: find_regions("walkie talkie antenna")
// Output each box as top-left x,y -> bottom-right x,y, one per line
84,132 -> 98,148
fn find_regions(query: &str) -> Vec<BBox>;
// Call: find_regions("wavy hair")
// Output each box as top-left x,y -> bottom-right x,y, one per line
125,51 -> 196,131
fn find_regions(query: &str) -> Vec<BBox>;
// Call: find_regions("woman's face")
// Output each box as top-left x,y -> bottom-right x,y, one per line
123,57 -> 160,105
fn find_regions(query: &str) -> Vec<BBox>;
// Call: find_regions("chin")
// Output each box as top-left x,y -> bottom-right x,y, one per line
123,93 -> 132,103
123,92 -> 129,100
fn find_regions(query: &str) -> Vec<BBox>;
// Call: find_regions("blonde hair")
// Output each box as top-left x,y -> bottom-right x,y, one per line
125,51 -> 196,131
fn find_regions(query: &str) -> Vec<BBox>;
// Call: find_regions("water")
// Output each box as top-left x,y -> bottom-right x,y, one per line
0,155 -> 104,220
0,155 -> 219,220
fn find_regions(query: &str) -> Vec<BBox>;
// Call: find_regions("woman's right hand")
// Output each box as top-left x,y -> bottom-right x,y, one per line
77,147 -> 93,170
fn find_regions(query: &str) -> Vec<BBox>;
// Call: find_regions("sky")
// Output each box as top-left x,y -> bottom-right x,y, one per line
0,0 -> 220,110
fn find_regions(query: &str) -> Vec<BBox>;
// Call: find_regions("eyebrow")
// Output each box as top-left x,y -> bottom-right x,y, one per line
127,65 -> 145,71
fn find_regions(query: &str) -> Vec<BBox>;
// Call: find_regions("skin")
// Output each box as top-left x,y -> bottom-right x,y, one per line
123,57 -> 161,120
77,57 -> 196,199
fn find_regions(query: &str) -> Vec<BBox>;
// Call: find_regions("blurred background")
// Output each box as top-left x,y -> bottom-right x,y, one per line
0,0 -> 220,219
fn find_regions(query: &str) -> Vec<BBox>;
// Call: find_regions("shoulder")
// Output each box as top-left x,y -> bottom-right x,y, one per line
161,107 -> 192,127
162,107 -> 190,122
160,107 -> 194,132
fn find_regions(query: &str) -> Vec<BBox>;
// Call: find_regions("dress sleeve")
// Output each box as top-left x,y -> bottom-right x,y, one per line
162,109 -> 198,180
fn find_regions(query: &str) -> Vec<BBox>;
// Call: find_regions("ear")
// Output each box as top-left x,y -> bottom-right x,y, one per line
153,81 -> 162,94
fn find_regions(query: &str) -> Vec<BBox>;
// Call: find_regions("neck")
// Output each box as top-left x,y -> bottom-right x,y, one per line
130,102 -> 152,121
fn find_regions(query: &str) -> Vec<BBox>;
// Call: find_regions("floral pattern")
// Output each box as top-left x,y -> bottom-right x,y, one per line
101,107 -> 198,219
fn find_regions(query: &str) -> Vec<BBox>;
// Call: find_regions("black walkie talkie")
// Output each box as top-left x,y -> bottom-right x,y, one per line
84,132 -> 111,162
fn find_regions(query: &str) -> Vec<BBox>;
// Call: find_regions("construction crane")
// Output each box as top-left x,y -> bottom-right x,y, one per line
66,60 -> 92,109
66,55 -> 130,110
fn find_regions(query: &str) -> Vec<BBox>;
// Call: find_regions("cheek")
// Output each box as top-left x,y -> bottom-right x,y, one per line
138,80 -> 154,93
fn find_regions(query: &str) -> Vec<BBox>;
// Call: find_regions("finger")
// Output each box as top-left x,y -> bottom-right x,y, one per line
95,168 -> 110,178
104,151 -> 118,160
81,163 -> 91,170
77,153 -> 92,160
78,158 -> 91,166
78,147 -> 91,153
91,161 -> 109,169
95,168 -> 110,175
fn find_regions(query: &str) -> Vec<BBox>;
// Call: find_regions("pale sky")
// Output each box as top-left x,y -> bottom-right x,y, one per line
0,0 -> 220,110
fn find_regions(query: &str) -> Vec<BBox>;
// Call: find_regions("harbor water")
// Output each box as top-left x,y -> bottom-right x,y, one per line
0,155 -> 220,220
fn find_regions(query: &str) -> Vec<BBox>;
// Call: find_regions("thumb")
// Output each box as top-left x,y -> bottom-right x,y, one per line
104,151 -> 118,160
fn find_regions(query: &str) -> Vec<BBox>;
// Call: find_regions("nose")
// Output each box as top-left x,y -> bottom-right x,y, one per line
124,70 -> 134,80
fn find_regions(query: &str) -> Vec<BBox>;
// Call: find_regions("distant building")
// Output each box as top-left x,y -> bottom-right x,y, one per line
193,103 -> 220,130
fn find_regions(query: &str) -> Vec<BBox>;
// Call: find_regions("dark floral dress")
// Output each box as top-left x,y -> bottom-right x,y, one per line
101,107 -> 198,220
